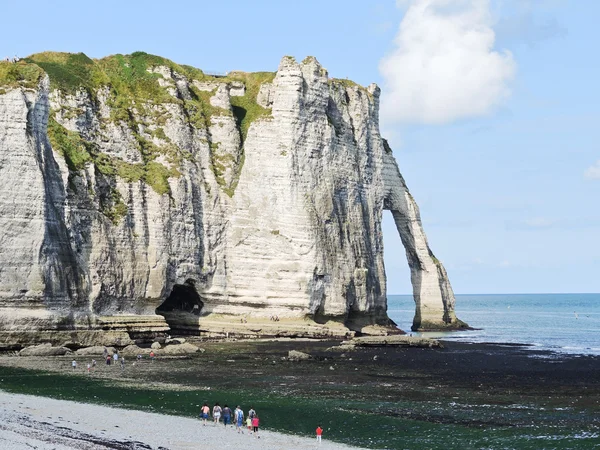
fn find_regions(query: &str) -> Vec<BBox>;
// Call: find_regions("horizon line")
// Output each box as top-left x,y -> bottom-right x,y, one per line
389,292 -> 600,296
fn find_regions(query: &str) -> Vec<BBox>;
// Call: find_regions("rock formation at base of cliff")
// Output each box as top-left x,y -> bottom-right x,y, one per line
0,52 -> 467,345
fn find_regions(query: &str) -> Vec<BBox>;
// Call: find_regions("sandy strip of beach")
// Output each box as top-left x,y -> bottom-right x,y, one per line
0,391 -> 360,450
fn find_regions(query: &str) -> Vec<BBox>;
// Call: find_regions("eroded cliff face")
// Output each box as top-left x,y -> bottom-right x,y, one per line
0,52 -> 466,343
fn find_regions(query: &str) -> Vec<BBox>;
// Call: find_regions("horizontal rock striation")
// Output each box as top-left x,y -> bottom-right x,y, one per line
0,52 -> 466,344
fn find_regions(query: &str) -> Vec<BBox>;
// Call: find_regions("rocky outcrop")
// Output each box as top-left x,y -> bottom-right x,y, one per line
287,350 -> 311,361
160,342 -> 199,355
337,335 -> 443,349
75,345 -> 116,356
0,52 -> 466,344
19,344 -> 71,356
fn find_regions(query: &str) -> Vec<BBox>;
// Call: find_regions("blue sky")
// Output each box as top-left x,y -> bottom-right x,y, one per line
1,1 -> 598,294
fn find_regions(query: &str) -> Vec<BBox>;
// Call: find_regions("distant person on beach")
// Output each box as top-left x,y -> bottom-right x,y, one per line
87,363 -> 91,374
92,359 -> 96,368
316,425 -> 323,443
120,357 -> 125,370
212,403 -> 222,425
150,351 -> 155,362
113,352 -> 119,363
234,406 -> 244,433
252,415 -> 259,437
200,403 -> 210,425
106,355 -> 111,365
248,407 -> 256,419
222,405 -> 232,426
103,347 -> 108,359
246,415 -> 252,431
71,360 -> 77,371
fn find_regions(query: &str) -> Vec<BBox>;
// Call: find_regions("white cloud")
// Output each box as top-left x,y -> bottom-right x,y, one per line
584,160 -> 600,180
379,0 -> 516,124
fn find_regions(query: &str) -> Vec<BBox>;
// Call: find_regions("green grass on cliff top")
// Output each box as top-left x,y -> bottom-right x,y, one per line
23,51 -> 204,98
0,60 -> 44,92
3,52 -> 277,199
0,52 -> 367,201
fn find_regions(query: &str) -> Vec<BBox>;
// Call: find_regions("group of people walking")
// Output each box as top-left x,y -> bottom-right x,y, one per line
198,403 -> 324,443
102,348 -> 127,369
69,348 -> 158,374
200,403 -> 260,436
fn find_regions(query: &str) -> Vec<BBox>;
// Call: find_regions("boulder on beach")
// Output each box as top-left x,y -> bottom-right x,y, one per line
340,335 -> 443,349
287,350 -> 311,361
19,344 -> 71,356
151,342 -> 162,350
120,345 -> 152,355
75,346 -> 116,356
161,343 -> 199,355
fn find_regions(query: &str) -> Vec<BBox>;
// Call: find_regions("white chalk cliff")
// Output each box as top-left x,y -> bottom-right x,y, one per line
0,52 -> 466,344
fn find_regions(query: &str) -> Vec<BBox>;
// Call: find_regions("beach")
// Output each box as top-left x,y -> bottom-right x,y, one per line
0,339 -> 598,448
0,391 -> 355,449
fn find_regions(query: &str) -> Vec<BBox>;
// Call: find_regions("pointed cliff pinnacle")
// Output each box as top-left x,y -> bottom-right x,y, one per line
368,83 -> 380,98
278,55 -> 298,70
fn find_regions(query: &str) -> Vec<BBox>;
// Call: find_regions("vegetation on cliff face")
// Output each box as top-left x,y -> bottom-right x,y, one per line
328,77 -> 373,101
226,71 -> 275,142
3,51 -> 277,201
99,187 -> 128,225
46,116 -> 92,172
47,110 -> 178,223
19,52 -> 205,201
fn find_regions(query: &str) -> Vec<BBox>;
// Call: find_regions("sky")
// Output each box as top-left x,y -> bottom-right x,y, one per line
1,0 -> 598,294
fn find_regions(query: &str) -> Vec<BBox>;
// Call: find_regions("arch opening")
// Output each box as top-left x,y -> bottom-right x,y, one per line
381,210 -> 414,332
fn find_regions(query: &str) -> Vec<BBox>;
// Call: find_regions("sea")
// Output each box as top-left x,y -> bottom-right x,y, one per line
388,293 -> 600,356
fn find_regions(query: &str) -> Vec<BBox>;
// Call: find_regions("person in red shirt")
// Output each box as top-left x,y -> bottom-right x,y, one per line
252,415 -> 259,437
316,425 -> 323,443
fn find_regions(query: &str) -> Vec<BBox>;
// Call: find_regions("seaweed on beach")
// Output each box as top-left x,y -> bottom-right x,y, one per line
0,340 -> 599,449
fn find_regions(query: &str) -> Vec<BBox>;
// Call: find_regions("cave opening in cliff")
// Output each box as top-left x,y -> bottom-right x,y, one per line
156,280 -> 204,316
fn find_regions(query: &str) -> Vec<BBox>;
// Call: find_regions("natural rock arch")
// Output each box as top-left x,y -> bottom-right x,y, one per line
382,150 -> 468,331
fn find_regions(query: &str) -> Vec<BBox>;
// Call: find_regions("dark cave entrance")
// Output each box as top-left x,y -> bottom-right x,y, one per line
156,280 -> 204,316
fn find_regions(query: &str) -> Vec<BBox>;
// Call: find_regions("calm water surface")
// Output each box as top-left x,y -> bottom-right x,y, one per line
388,293 -> 600,355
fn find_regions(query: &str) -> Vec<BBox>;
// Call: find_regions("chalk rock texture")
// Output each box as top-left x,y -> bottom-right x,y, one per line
0,52 -> 466,343
287,350 -> 311,361
19,344 -> 71,356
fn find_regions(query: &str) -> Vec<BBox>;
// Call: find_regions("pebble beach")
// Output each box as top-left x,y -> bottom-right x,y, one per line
0,391 -> 360,449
